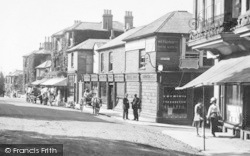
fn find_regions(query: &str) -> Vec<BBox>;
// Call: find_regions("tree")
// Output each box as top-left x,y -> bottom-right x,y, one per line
0,72 -> 5,96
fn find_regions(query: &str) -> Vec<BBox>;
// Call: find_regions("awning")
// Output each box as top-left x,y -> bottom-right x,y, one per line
31,78 -> 48,85
176,54 -> 250,90
40,78 -> 67,86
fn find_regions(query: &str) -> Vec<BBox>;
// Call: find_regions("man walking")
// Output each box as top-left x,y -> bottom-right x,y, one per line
123,93 -> 130,120
132,94 -> 141,121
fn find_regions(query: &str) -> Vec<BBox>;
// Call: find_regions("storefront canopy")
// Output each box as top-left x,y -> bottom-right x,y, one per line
176,54 -> 250,90
31,78 -> 48,86
40,78 -> 67,86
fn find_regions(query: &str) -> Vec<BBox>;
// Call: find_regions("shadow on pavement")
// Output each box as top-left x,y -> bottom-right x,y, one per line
0,129 -> 201,156
0,104 -> 114,123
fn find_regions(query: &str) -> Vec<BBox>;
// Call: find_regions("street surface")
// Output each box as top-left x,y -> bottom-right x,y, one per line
0,97 -> 201,156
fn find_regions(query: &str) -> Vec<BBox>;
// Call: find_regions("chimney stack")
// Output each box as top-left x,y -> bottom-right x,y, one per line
102,9 -> 113,31
124,11 -> 133,31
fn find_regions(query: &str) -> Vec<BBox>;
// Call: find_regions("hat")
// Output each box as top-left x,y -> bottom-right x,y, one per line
210,97 -> 217,103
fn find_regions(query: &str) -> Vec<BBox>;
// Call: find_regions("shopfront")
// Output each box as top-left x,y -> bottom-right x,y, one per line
99,74 -> 107,105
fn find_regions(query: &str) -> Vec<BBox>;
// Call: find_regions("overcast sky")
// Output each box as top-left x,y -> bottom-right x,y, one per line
0,0 -> 193,75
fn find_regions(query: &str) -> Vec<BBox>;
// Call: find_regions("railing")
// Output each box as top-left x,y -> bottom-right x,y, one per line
235,10 -> 250,29
190,13 -> 237,41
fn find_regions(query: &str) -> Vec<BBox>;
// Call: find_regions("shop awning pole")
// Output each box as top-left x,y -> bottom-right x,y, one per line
202,85 -> 206,151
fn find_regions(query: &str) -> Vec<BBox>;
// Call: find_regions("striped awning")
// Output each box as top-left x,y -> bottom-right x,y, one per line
31,78 -> 48,85
40,78 -> 67,86
176,54 -> 250,90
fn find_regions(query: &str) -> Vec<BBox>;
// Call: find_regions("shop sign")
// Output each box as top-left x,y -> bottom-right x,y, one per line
83,74 -> 90,82
114,74 -> 124,82
99,74 -> 107,82
157,37 -> 179,52
140,74 -> 157,82
108,74 -> 114,82
126,74 -> 139,82
91,74 -> 98,81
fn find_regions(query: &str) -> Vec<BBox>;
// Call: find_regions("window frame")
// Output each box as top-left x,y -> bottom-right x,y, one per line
109,52 -> 113,72
139,49 -> 146,69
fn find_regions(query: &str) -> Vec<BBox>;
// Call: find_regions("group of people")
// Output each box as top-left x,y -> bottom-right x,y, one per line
123,93 -> 141,121
193,97 -> 222,137
81,89 -> 102,115
26,87 -> 62,106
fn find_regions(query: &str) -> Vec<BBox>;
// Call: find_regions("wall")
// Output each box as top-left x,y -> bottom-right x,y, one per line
99,46 -> 125,74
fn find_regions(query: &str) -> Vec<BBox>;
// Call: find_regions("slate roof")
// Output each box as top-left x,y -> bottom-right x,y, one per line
97,26 -> 144,51
124,11 -> 192,41
52,21 -> 124,37
67,39 -> 109,52
35,60 -> 52,69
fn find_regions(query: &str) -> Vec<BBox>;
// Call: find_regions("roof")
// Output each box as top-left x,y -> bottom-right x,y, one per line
40,78 -> 67,86
67,39 -> 109,52
7,70 -> 23,77
52,21 -> 124,37
35,60 -> 52,69
23,49 -> 51,57
97,26 -> 144,51
177,53 -> 250,90
124,11 -> 192,41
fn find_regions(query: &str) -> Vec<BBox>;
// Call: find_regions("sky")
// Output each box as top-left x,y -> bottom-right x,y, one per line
0,0 -> 193,76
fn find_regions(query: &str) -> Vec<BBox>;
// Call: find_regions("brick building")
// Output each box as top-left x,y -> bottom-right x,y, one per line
89,11 -> 214,124
23,39 -> 52,89
66,39 -> 109,103
51,10 -> 124,74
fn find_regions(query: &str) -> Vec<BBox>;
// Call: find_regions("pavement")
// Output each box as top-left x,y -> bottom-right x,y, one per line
81,105 -> 250,156
4,97 -> 250,156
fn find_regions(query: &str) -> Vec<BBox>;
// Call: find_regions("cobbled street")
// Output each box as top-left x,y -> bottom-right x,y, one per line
0,97 -> 201,156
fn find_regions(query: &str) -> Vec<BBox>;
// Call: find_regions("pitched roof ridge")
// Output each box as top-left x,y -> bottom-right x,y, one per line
155,11 -> 176,33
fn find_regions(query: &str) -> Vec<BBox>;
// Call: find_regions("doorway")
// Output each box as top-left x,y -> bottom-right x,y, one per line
108,84 -> 114,109
243,86 -> 250,129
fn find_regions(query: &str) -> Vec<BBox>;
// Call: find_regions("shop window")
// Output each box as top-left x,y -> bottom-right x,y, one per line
101,53 -> 104,72
139,49 -> 146,69
162,87 -> 187,118
225,85 -> 242,124
100,82 -> 107,104
109,52 -> 113,72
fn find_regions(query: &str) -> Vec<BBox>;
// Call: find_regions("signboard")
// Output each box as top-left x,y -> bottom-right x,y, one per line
91,74 -> 98,81
157,37 -> 179,52
99,74 -> 107,82
83,74 -> 90,82
114,74 -> 124,82
108,74 -> 114,82
140,74 -> 157,82
126,74 -> 140,82
162,87 -> 187,118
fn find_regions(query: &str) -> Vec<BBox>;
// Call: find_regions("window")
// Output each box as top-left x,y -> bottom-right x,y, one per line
71,53 -> 74,67
232,0 -> 241,18
225,85 -> 242,124
247,0 -> 250,11
101,53 -> 104,72
139,49 -> 146,69
109,52 -> 113,71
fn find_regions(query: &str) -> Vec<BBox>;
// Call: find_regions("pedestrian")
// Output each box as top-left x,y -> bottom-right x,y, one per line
131,94 -> 141,121
91,93 -> 102,115
193,100 -> 204,136
123,93 -> 130,120
206,97 -> 221,137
